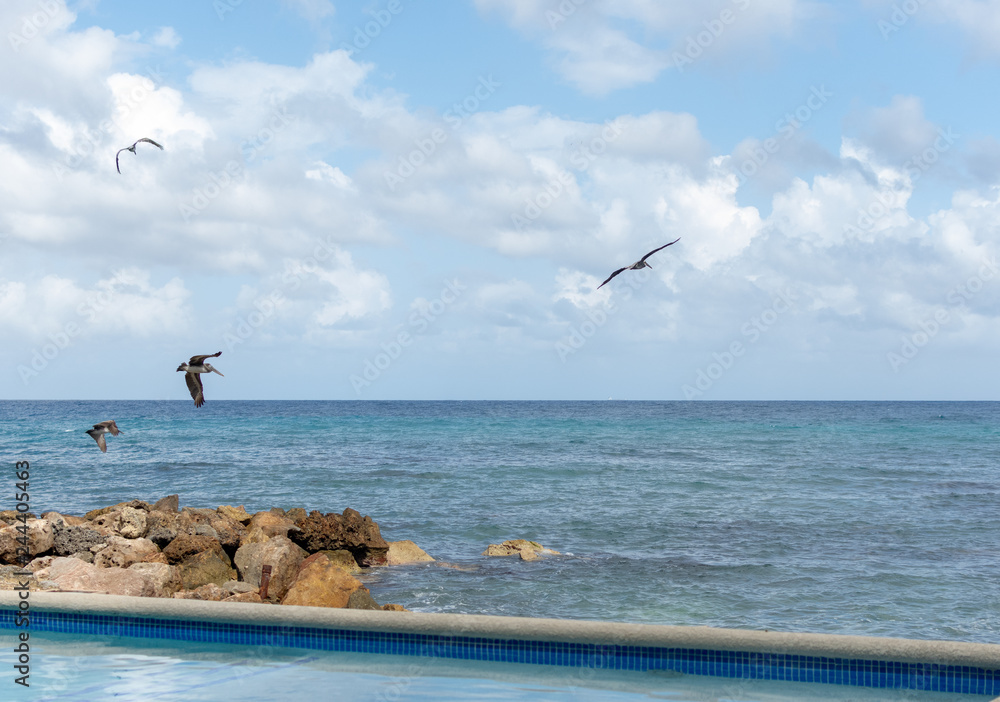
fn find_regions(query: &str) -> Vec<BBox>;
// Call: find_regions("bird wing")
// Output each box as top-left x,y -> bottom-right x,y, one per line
87,430 -> 107,452
188,351 -> 222,365
115,148 -> 126,174
639,237 -> 681,264
597,267 -> 628,290
106,421 -> 121,436
136,137 -> 164,150
185,372 -> 205,407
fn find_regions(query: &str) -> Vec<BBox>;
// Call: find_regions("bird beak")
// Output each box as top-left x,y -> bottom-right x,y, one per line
213,369 -> 225,377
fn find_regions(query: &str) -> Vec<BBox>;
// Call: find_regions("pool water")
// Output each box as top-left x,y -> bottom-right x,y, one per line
4,632 -> 994,701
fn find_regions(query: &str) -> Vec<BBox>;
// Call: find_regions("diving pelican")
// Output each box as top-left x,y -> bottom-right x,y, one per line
86,420 -> 123,453
116,137 -> 163,174
596,238 -> 681,290
176,352 -> 224,408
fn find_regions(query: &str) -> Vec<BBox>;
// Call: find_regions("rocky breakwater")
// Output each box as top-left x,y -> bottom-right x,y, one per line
0,496 -> 434,611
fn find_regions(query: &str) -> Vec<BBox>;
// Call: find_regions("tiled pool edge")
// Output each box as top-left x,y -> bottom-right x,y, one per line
3,592 -> 999,695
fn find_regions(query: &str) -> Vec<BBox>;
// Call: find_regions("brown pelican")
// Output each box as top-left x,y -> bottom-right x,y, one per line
116,137 -> 163,174
86,420 -> 123,453
596,238 -> 681,290
177,352 -> 224,408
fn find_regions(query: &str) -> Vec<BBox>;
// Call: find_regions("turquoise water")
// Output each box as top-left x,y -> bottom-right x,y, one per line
2,400 -> 999,643
2,633 -> 992,701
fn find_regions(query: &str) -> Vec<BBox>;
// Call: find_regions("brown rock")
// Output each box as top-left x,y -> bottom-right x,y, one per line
223,591 -> 263,604
162,534 -> 224,565
518,549 -> 538,561
0,511 -> 36,525
289,508 -> 389,566
36,557 -> 157,597
285,508 -> 307,521
84,500 -> 151,521
173,582 -> 227,601
152,495 -> 179,513
217,505 -> 251,524
322,549 -> 362,573
387,540 -> 435,565
93,536 -> 159,569
382,604 -> 409,612
233,536 -> 306,600
482,539 -> 560,557
128,562 -> 183,597
141,551 -> 170,565
241,512 -> 298,546
0,519 -> 54,565
281,559 -> 361,608
177,550 -> 236,590
208,514 -> 246,553
346,586 -> 381,610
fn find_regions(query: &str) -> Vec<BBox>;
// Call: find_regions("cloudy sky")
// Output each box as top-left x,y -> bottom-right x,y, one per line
2,0 -> 999,401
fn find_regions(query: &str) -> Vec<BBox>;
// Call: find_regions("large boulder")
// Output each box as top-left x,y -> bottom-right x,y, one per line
151,495 -> 179,513
162,534 -> 224,564
233,535 -> 306,600
116,507 -> 148,539
289,509 -> 389,566
34,557 -> 157,597
145,511 -> 178,549
241,512 -> 298,546
127,562 -> 183,597
0,519 -> 53,564
387,540 -> 435,565
281,558 -> 362,608
52,524 -> 108,556
93,536 -> 159,569
177,550 -> 236,590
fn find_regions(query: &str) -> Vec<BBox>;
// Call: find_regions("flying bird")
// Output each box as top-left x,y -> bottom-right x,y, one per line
86,420 -> 123,453
596,238 -> 681,290
177,352 -> 224,408
116,137 -> 163,174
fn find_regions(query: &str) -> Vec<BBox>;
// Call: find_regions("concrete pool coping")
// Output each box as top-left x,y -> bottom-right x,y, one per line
4,590 -> 1000,671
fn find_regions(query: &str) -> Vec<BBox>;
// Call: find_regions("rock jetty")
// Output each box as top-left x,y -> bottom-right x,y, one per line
0,497 -> 434,611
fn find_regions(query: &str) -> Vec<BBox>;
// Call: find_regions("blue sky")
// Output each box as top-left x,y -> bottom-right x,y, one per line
2,0 -> 999,400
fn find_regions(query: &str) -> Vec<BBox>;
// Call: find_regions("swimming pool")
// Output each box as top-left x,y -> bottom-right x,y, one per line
2,592 -> 998,700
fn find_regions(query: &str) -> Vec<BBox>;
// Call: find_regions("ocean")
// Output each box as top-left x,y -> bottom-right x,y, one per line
2,400 -> 998,644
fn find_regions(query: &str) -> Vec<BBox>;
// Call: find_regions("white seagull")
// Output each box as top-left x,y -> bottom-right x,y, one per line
176,352 -> 224,408
596,238 -> 681,290
86,420 -> 123,453
116,137 -> 163,174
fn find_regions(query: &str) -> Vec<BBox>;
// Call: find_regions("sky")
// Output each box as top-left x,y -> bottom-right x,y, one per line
1,0 -> 999,401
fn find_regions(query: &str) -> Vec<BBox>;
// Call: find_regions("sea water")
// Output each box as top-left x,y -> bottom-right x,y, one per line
1,400 -> 998,644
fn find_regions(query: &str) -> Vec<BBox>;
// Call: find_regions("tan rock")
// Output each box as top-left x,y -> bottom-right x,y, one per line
93,536 -> 159,569
518,549 -> 538,561
116,507 -> 148,539
223,591 -> 263,604
482,539 -> 559,557
285,507 -> 307,521
37,557 -> 157,597
0,519 -> 54,565
0,510 -> 36,525
241,512 -> 297,546
233,535 -> 305,600
173,583 -> 227,601
281,559 -> 361,608
84,500 -> 150,521
382,604 -> 410,612
387,540 -> 435,565
322,549 -> 361,573
217,505 -> 251,524
25,555 -> 55,572
141,551 -> 169,564
177,550 -> 236,590
128,562 -> 183,597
